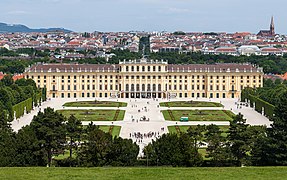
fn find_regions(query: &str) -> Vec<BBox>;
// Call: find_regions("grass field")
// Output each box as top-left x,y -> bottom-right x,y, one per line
99,125 -> 121,137
162,110 -> 234,121
57,110 -> 125,121
168,125 -> 229,137
160,101 -> 223,107
63,101 -> 127,107
0,167 -> 286,180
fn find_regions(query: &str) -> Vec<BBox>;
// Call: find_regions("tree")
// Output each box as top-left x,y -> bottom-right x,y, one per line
1,74 -> 14,87
30,107 -> 66,167
66,115 -> 82,158
14,126 -> 46,166
265,91 -> 287,165
143,133 -> 184,166
0,126 -> 16,166
106,137 -> 139,166
78,124 -> 112,166
249,126 -> 269,166
205,124 -> 232,166
228,113 -> 250,166
187,125 -> 206,151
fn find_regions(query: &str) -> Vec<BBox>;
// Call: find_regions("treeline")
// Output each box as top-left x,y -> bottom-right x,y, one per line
144,91 -> 287,166
241,79 -> 287,110
0,108 -> 139,167
108,51 -> 287,74
2,49 -> 287,74
0,75 -> 42,121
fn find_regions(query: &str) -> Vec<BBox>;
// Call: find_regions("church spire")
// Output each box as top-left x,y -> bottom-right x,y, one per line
270,16 -> 275,36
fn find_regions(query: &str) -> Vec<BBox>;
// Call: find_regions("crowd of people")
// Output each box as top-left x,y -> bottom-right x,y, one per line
130,131 -> 161,144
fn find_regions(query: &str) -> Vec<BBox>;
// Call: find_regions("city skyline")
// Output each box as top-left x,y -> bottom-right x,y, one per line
0,0 -> 286,34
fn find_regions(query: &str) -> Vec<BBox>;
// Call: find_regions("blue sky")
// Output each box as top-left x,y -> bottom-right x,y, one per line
0,0 -> 286,33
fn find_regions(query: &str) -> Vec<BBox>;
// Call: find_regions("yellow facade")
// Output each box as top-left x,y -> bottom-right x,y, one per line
25,59 -> 263,99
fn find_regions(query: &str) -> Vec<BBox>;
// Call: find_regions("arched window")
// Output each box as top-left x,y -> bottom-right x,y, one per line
131,84 -> 135,91
158,66 -> 161,72
131,66 -> 134,72
147,84 -> 151,91
158,84 -> 161,91
126,84 -> 129,91
153,84 -> 156,91
126,66 -> 129,72
142,66 -> 145,72
136,84 -> 140,91
142,84 -> 145,91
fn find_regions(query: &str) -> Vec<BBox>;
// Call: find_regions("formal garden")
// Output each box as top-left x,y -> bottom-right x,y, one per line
168,125 -> 229,137
160,101 -> 223,107
161,110 -> 234,121
63,100 -> 127,107
57,109 -> 125,121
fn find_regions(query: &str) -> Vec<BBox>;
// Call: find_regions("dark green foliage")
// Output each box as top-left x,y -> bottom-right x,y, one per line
265,91 -> 287,165
144,133 -> 203,167
0,128 -> 16,166
30,107 -> 67,167
66,115 -> 83,158
106,137 -> 139,166
13,126 -> 46,166
78,124 -> 113,167
228,113 -> 251,166
205,124 -> 232,166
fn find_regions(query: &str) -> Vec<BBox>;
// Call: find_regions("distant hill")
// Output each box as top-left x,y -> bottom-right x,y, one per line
0,22 -> 72,33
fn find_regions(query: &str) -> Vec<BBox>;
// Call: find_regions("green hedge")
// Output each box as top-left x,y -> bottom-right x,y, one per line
12,98 -> 33,119
42,87 -> 47,102
241,90 -> 275,118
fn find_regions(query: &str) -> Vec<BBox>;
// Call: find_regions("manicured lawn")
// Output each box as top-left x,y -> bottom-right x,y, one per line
162,110 -> 234,121
168,125 -> 229,137
160,101 -> 223,107
63,101 -> 127,107
57,110 -> 125,121
98,125 -> 121,137
1,167 -> 287,180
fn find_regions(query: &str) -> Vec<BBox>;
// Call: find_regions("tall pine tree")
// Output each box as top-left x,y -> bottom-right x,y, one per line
266,90 -> 287,165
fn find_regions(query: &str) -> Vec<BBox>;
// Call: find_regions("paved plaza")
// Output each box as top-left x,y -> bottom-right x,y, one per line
11,97 -> 272,156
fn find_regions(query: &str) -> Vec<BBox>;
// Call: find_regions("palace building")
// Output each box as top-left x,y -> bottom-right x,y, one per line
24,58 -> 263,99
